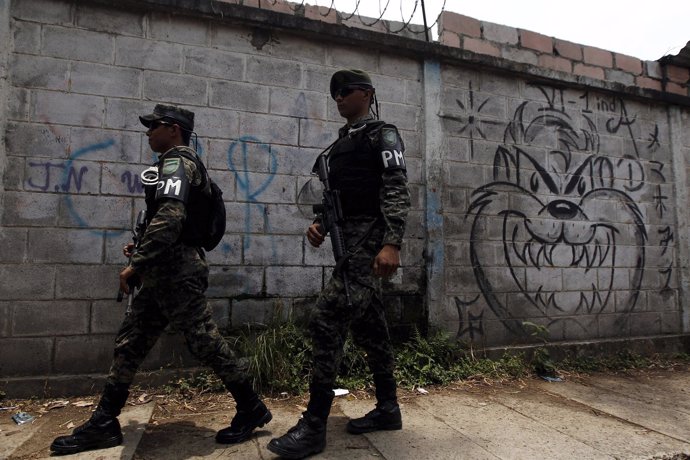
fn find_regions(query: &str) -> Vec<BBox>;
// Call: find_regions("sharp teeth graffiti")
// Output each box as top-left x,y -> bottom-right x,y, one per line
459,84 -> 656,338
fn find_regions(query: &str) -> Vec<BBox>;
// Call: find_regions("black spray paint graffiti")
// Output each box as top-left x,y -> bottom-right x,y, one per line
459,85 -> 658,337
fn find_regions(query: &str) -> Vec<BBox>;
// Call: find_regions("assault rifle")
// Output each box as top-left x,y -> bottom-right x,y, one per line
116,209 -> 147,314
312,154 -> 353,308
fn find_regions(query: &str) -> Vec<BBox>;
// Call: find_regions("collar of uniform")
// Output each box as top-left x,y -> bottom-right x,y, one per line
156,145 -> 193,163
338,115 -> 375,137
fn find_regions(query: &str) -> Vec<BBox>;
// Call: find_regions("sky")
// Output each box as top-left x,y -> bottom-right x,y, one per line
324,0 -> 690,61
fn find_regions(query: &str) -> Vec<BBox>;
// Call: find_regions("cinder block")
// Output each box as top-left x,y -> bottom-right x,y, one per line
0,337 -> 53,377
4,155 -> 25,191
91,300 -> 127,333
10,54 -> 69,90
184,47 -> 244,80
329,45 -> 379,74
302,65 -> 332,93
208,23 -> 256,55
463,37 -> 501,58
244,234 -> 302,265
573,63 -> 605,80
554,39 -> 582,61
0,227 -> 27,263
205,234 -> 242,265
666,65 -> 690,84
1,191 -> 60,227
614,53 -> 642,75
265,266 -> 322,296
57,194 -> 131,229
645,60 -> 663,79
42,26 -> 113,64
208,299 -> 231,329
583,46 -> 613,68
206,266 -> 263,298
12,301 -> 90,336
149,12 -> 208,45
6,121 -> 70,159
104,98 -> 153,131
55,264 -> 121,300
378,54 -> 421,81
190,106 -> 239,139
271,35 -> 327,65
501,47 -> 539,66
11,20 -> 41,53
143,71 -> 207,105
71,127 -> 142,163
636,76 -> 662,91
203,168 -> 237,202
438,11 -> 481,38
31,90 -> 105,128
0,303 -> 9,337
405,79 -> 423,106
299,119 -> 342,149
265,203 -> 312,235
70,62 -> 142,98
440,31 -> 461,48
269,87 -> 326,120
246,55 -> 302,87
231,298 -> 284,326
223,202 -> 264,233
76,3 -> 144,36
538,54 -> 572,73
11,0 -> 72,25
481,22 -> 518,45
605,69 -> 635,86
239,112 -> 299,145
220,136 -> 273,173
114,36 -> 183,72
519,29 -> 552,53
8,87 -> 30,121
210,80 -> 269,112
28,228 -> 103,263
54,335 -> 115,374
628,311 -> 661,336
0,263 -> 55,300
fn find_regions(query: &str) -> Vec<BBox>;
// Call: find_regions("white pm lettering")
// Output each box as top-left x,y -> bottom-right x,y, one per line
381,150 -> 404,168
164,178 -> 182,196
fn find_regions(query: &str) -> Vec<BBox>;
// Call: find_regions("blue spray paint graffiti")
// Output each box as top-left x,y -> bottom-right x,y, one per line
227,136 -> 278,250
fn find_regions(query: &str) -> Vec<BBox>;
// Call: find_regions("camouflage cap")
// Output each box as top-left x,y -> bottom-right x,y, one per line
329,69 -> 374,99
139,104 -> 195,131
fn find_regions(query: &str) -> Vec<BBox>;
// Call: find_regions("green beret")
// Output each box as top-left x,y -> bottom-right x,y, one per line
329,69 -> 374,99
139,104 -> 195,131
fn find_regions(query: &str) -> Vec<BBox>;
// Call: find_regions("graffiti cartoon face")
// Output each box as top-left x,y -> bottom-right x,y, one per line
467,101 -> 647,337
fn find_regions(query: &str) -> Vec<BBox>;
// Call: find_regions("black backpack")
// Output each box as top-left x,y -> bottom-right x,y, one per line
176,149 -> 226,251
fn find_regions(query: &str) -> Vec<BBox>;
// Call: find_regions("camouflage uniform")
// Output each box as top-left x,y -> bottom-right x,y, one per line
107,148 -> 248,391
308,114 -> 410,409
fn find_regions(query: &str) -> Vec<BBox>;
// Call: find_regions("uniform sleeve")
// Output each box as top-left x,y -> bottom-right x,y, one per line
130,153 -> 199,272
130,200 -> 186,272
379,168 -> 410,247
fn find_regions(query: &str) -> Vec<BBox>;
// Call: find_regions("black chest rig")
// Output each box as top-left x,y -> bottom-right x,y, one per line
327,121 -> 386,217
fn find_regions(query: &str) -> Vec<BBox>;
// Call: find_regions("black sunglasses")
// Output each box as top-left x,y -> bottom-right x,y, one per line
147,120 -> 174,131
334,85 -> 369,99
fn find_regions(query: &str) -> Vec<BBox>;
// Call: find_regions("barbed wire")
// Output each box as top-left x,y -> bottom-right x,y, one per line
257,0 -> 447,39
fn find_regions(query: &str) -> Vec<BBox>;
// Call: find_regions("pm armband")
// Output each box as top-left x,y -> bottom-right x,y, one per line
379,125 -> 406,171
155,155 -> 190,203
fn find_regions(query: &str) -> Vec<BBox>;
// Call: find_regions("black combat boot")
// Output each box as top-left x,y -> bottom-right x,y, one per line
266,385 -> 333,459
347,373 -> 402,434
50,383 -> 129,455
266,412 -> 327,459
216,400 -> 272,444
216,379 -> 272,444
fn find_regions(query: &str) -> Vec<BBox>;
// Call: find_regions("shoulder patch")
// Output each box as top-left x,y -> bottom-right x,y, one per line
382,128 -> 398,147
162,157 -> 181,176
378,125 -> 406,171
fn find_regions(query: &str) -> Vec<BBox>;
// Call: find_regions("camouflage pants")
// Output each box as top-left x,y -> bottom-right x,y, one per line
107,274 -> 246,389
309,274 -> 395,388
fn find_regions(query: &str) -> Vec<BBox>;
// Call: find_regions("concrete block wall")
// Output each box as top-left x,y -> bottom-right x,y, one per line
0,0 -> 688,392
0,0 -> 425,389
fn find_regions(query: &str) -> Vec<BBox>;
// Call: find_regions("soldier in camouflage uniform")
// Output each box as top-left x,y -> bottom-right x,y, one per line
51,105 -> 271,455
268,69 -> 411,459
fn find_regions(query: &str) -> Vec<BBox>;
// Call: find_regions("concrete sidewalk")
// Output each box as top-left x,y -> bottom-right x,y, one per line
3,369 -> 689,459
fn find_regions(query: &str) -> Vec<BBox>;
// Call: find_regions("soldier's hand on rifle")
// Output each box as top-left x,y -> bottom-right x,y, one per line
123,242 -> 135,258
373,244 -> 400,278
307,223 -> 326,248
119,266 -> 141,294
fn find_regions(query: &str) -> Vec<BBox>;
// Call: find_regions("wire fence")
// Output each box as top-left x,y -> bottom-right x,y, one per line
258,0 -> 447,40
